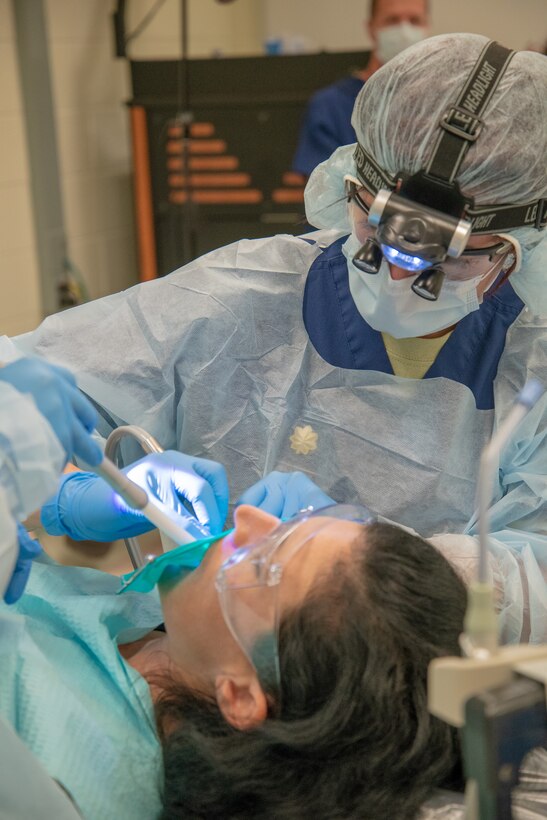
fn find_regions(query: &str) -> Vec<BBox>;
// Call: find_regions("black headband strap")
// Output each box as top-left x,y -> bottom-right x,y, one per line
467,198 -> 547,234
426,41 -> 515,183
353,143 -> 396,193
352,41 -> 546,234
353,141 -> 547,233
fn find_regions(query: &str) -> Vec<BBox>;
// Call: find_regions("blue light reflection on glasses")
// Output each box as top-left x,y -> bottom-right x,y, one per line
381,244 -> 430,272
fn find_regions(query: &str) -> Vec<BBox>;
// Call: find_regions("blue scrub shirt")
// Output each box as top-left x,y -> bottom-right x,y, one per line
292,75 -> 365,176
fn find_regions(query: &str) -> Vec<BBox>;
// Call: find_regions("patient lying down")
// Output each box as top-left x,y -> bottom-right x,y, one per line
1,503 -> 544,819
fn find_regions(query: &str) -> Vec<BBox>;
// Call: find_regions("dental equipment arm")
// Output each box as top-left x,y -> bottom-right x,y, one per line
464,379 -> 545,658
428,380 -> 546,820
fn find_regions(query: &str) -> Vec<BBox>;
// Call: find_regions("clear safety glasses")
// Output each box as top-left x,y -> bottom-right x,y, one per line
215,503 -> 375,696
344,175 -> 515,282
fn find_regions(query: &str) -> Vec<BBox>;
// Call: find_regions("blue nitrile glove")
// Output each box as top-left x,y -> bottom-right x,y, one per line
236,471 -> 335,520
0,358 -> 102,466
4,524 -> 41,604
124,451 -> 229,535
41,450 -> 229,541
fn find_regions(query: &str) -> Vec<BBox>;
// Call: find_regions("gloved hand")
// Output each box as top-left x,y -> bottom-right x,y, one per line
0,358 -> 102,466
125,451 -> 229,536
41,450 -> 229,541
4,524 -> 41,604
237,471 -> 335,520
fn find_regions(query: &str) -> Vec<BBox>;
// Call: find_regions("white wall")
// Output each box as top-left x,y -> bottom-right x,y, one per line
127,0 -> 264,58
263,0 -> 547,52
0,0 -> 44,336
46,0 -> 136,307
0,0 -> 263,336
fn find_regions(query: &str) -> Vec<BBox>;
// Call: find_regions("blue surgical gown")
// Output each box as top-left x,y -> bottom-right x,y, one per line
0,556 -> 163,820
292,76 -> 364,176
13,230 -> 547,635
0,337 -> 65,598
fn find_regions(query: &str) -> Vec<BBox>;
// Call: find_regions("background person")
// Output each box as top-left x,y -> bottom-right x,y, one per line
292,0 -> 430,177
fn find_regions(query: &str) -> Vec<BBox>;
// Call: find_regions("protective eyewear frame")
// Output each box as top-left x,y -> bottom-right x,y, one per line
215,503 -> 375,697
344,175 -> 513,262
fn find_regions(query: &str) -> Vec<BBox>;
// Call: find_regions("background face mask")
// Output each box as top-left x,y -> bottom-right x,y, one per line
376,22 -> 427,64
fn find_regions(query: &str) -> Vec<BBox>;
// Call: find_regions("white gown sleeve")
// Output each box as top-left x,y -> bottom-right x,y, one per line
0,379 -> 65,598
0,381 -> 65,521
0,714 -> 82,818
428,529 -> 547,646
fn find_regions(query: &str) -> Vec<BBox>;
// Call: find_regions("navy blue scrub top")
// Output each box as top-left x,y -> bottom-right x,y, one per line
292,75 -> 365,177
303,237 -> 525,411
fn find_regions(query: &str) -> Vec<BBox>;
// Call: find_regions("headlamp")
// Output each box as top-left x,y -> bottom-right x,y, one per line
379,244 -> 432,273
351,175 -> 472,300
369,181 -> 472,269
350,41 -> 546,301
351,237 -> 383,273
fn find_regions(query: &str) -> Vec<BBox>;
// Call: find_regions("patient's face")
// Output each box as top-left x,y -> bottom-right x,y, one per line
159,505 -> 363,690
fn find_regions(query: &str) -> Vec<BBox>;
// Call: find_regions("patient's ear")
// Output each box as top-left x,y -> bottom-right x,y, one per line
215,674 -> 268,730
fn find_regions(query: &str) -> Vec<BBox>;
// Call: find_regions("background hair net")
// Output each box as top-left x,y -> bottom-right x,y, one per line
305,33 -> 547,313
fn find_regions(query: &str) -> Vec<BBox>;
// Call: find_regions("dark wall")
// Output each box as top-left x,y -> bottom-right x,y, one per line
130,51 -> 368,274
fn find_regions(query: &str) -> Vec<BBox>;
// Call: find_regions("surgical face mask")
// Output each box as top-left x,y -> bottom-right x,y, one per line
343,232 -> 519,339
376,22 -> 427,64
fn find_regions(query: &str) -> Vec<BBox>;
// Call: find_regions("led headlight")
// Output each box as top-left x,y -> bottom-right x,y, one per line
369,188 -> 472,270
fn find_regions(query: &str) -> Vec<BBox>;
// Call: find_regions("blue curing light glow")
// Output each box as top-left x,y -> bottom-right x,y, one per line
381,244 -> 430,272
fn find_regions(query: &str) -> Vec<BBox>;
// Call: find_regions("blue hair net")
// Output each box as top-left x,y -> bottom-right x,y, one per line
305,34 -> 547,313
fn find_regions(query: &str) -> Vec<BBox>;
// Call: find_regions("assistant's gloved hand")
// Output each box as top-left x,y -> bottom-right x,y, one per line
0,358 -> 102,466
41,450 -> 229,541
237,471 -> 334,520
3,524 -> 41,604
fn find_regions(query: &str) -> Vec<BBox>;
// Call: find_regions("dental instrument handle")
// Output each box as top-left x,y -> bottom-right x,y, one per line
95,456 -> 148,510
140,500 -> 196,545
468,379 -> 544,656
96,457 -> 198,546
477,379 -> 544,585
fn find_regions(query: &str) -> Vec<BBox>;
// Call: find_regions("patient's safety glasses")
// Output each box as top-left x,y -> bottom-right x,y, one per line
215,504 -> 375,695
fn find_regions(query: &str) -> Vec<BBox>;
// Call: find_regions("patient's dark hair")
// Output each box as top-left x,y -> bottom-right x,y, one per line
155,522 -> 466,819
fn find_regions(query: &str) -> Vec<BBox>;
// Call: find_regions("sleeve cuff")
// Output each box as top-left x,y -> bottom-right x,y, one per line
39,472 -> 80,536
